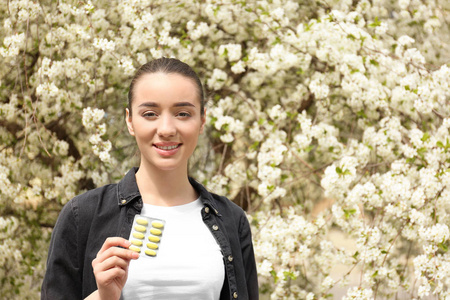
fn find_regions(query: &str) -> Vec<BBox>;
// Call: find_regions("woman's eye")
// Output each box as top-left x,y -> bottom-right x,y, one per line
143,111 -> 157,118
177,112 -> 191,118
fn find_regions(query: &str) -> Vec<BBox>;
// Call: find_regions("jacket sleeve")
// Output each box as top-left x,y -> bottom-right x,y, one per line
41,199 -> 83,300
239,212 -> 259,299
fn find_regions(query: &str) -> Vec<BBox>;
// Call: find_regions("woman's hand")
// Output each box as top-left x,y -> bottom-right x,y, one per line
90,237 -> 139,300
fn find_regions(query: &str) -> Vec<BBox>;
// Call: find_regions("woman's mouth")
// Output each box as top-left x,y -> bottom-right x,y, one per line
153,143 -> 181,156
154,145 -> 180,150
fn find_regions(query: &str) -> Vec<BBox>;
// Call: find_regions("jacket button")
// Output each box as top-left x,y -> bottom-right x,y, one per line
212,225 -> 219,231
233,292 -> 238,298
228,255 -> 233,262
205,207 -> 210,213
121,199 -> 126,204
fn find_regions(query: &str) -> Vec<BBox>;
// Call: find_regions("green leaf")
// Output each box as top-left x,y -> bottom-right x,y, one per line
421,132 -> 430,142
213,6 -> 220,16
272,37 -> 281,45
417,147 -> 427,155
250,141 -> 259,150
357,110 -> 367,118
406,157 -> 416,164
270,270 -> 278,283
221,48 -> 228,57
304,145 -> 314,152
344,208 -> 357,219
304,23 -> 312,32
436,141 -> 444,148
369,59 -> 379,66
283,271 -> 297,280
438,242 -> 448,252
369,17 -> 381,27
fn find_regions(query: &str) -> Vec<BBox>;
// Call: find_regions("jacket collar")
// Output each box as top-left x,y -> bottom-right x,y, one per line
117,167 -> 221,216
117,167 -> 141,205
188,176 -> 222,216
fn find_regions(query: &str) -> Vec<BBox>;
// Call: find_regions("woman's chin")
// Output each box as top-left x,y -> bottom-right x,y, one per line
145,160 -> 187,173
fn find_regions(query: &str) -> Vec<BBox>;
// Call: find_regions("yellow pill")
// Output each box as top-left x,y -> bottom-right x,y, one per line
131,240 -> 143,246
146,242 -> 158,249
145,249 -> 157,256
150,228 -> 162,235
132,232 -> 145,239
129,245 -> 141,253
151,221 -> 164,228
148,236 -> 160,243
134,225 -> 146,232
136,218 -> 148,226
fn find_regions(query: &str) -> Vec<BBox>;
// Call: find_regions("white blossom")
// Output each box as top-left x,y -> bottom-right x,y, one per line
3,0 -> 450,297
0,33 -> 25,57
93,38 -> 115,52
207,69 -> 228,90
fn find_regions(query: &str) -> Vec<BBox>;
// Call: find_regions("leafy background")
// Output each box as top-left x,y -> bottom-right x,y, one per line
0,0 -> 449,299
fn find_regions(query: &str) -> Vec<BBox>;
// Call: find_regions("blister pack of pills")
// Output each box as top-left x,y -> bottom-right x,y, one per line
128,215 -> 165,257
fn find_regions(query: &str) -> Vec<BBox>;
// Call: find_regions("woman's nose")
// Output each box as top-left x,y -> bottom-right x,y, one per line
157,115 -> 176,137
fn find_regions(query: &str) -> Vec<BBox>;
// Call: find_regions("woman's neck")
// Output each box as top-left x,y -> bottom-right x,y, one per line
135,164 -> 198,207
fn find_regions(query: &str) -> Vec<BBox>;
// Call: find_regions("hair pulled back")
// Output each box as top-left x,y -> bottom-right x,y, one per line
127,57 -> 205,117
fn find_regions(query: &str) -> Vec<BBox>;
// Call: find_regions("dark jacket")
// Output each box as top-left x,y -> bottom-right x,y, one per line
41,168 -> 258,300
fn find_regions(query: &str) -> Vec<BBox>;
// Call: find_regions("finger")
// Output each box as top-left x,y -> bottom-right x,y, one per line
97,237 -> 132,256
95,245 -> 139,264
95,265 -> 128,285
94,255 -> 130,274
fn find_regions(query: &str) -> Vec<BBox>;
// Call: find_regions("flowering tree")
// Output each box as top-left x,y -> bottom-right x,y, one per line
1,0 -> 449,299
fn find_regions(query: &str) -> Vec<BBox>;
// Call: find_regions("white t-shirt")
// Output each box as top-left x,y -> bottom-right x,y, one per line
121,198 -> 225,299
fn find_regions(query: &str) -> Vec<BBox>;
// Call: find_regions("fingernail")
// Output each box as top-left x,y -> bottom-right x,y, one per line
132,252 -> 139,259
125,240 -> 131,247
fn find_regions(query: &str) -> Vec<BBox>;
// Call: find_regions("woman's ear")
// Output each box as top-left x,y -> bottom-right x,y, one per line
200,108 -> 206,134
126,108 -> 135,136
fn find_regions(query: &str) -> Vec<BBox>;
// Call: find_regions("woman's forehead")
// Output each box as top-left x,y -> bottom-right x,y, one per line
132,73 -> 201,107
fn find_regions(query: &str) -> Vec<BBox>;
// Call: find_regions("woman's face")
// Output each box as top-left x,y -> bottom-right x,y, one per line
126,72 -> 205,173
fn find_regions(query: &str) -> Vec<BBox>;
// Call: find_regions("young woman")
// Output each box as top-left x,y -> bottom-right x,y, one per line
41,58 -> 259,300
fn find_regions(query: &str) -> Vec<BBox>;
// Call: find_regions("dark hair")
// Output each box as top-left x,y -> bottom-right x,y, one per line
127,57 -> 205,117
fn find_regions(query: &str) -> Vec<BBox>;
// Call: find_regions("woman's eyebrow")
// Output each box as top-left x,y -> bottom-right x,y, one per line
138,102 -> 158,108
173,102 -> 196,108
137,102 -> 196,108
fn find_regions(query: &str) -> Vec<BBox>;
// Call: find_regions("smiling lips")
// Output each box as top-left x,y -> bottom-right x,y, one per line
153,143 -> 182,156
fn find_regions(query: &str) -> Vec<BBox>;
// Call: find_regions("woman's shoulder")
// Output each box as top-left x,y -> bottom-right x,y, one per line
189,177 -> 245,213
51,182 -> 120,239
70,182 -> 118,207
69,168 -> 138,205
209,191 -> 245,214
57,182 -> 120,228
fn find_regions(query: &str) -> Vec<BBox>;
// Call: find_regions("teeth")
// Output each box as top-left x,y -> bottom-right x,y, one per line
156,145 -> 179,150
